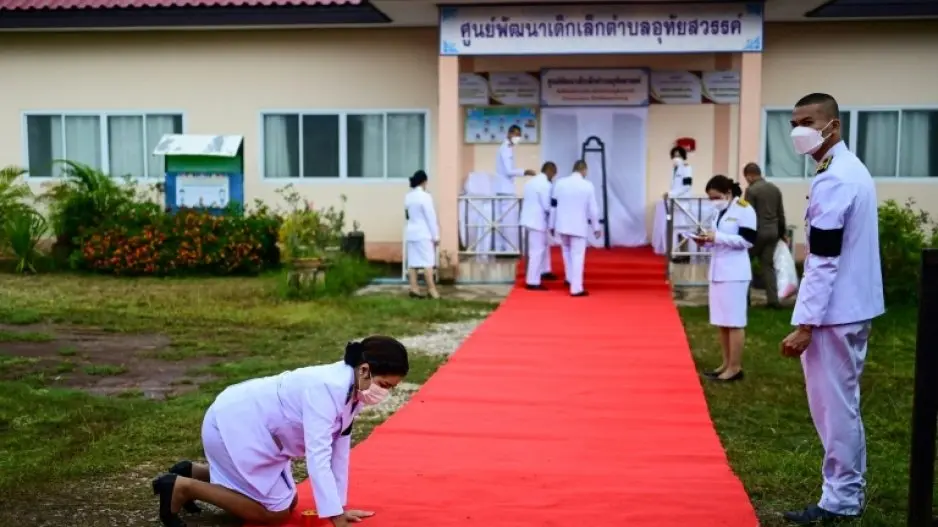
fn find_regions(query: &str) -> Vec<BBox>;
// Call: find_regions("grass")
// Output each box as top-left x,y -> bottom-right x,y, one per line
0,272 -> 495,526
680,304 -> 928,527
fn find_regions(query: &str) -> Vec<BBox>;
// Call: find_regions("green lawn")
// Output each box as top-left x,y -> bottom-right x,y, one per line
681,304 -> 928,526
0,273 -> 494,526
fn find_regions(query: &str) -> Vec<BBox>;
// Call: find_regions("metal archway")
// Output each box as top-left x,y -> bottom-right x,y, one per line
581,135 -> 610,248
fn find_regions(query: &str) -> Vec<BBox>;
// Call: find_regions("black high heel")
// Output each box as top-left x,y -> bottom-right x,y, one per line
152,473 -> 187,527
168,461 -> 202,514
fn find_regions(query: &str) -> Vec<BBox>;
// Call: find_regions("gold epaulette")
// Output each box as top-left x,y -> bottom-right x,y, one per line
815,156 -> 833,175
737,199 -> 749,207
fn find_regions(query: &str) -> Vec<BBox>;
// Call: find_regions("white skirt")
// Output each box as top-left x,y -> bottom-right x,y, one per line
709,280 -> 750,328
406,240 -> 435,269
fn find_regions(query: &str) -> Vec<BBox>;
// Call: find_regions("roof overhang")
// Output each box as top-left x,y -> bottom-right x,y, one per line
806,0 -> 938,18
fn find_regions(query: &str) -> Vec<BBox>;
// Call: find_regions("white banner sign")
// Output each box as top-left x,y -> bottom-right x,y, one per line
540,69 -> 649,107
650,71 -> 703,104
702,71 -> 741,104
458,73 -> 490,106
488,72 -> 540,106
439,3 -> 764,56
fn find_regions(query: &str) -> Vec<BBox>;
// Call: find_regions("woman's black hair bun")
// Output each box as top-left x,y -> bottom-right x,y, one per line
343,340 -> 365,366
731,182 -> 743,198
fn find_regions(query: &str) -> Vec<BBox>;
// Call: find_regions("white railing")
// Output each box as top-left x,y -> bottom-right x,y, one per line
458,195 -> 525,259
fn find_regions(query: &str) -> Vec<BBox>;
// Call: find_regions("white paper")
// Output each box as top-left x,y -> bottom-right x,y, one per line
176,174 -> 230,208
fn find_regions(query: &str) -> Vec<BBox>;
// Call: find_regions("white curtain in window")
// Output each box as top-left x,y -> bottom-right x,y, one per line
49,116 -> 65,177
386,113 -> 425,179
764,112 -> 803,178
65,116 -> 102,170
352,115 -> 384,178
264,115 -> 294,178
146,115 -> 180,178
108,116 -> 144,179
859,111 -> 898,177
899,111 -> 930,178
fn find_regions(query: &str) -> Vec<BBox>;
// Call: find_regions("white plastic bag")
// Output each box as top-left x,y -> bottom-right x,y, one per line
773,241 -> 799,299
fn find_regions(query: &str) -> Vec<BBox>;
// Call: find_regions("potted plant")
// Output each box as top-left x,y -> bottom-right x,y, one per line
436,249 -> 458,285
342,219 -> 366,259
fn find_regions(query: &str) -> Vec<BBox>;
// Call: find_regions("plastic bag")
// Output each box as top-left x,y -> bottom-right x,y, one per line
774,241 -> 799,299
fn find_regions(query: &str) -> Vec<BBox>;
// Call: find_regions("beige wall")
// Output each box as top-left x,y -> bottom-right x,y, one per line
762,21 -> 938,245
0,29 -> 440,261
1,21 -> 936,260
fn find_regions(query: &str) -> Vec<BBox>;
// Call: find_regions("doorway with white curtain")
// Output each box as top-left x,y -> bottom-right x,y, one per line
541,107 -> 649,248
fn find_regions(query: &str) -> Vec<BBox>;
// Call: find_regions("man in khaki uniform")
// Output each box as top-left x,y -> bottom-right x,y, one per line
743,162 -> 786,308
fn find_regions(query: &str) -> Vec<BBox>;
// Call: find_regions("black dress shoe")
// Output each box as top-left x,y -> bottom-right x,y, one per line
541,272 -> 558,281
152,473 -> 187,527
168,461 -> 202,514
571,291 -> 590,297
408,291 -> 427,299
783,504 -> 858,525
708,370 -> 744,383
701,369 -> 724,379
525,284 -> 548,291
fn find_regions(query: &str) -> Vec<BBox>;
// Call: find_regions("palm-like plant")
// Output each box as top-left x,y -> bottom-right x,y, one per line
3,208 -> 47,273
0,166 -> 32,217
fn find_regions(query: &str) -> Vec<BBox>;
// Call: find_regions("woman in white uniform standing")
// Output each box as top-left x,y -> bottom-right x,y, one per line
151,336 -> 410,527
693,175 -> 757,383
404,170 -> 441,299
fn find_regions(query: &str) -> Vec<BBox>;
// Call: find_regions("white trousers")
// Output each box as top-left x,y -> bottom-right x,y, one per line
560,234 -> 587,294
801,321 -> 871,516
525,228 -> 551,285
497,194 -> 520,253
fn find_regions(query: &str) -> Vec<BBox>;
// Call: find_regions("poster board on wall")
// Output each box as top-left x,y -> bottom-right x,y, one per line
649,70 -> 740,104
459,72 -> 541,106
464,106 -> 540,145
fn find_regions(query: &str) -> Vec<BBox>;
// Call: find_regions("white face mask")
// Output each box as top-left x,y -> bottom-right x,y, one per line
712,199 -> 731,211
358,373 -> 390,406
672,157 -> 683,167
790,121 -> 832,156
510,136 -> 521,146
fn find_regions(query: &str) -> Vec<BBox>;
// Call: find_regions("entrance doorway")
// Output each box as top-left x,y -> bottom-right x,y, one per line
541,108 -> 649,248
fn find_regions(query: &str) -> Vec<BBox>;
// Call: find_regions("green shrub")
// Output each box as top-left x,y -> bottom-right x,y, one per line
279,254 -> 378,300
878,199 -> 935,306
3,208 -> 47,274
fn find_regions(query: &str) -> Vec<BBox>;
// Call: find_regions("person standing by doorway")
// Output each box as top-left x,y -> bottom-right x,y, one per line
663,146 -> 695,262
495,125 -> 536,254
780,92 -> 884,525
521,161 -> 557,291
742,162 -> 787,308
550,160 -> 600,297
404,170 -> 440,299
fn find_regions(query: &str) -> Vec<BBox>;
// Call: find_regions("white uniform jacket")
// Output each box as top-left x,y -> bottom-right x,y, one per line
792,141 -> 885,326
494,140 -> 524,194
707,197 -> 757,282
550,172 -> 600,238
520,172 -> 552,232
668,163 -> 693,198
404,188 -> 440,242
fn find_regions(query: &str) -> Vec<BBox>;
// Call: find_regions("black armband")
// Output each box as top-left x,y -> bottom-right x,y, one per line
550,198 -> 558,207
809,227 -> 844,257
737,227 -> 757,245
404,210 -> 410,220
341,421 -> 354,437
681,177 -> 692,186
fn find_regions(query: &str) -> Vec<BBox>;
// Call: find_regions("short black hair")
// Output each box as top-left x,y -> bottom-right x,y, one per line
409,170 -> 428,188
508,125 -> 522,135
743,162 -> 762,176
343,336 -> 409,377
541,161 -> 557,173
670,146 -> 688,160
705,174 -> 743,198
795,93 -> 839,120
573,159 -> 588,172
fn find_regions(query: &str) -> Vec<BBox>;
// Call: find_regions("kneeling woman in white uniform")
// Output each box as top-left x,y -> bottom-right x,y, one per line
151,336 -> 409,527
404,170 -> 441,299
694,175 -> 757,383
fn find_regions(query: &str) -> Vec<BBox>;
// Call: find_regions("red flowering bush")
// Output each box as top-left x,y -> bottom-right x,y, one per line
75,205 -> 280,276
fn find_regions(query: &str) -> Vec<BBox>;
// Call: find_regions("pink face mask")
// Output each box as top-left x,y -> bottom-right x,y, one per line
358,375 -> 390,406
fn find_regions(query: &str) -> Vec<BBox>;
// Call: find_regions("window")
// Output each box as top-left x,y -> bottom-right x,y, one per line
262,111 -> 427,179
763,108 -> 938,179
25,113 -> 184,179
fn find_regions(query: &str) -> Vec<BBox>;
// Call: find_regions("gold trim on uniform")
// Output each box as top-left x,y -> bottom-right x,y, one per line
815,156 -> 833,175
737,199 -> 749,207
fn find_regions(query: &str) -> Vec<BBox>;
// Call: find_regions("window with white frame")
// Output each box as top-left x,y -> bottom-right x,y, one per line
25,113 -> 184,179
262,111 -> 427,179
763,108 -> 938,179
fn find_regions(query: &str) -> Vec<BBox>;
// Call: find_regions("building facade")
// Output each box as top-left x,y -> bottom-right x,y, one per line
1,0 -> 936,262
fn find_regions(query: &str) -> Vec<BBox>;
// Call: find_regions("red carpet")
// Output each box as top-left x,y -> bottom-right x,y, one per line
256,247 -> 758,527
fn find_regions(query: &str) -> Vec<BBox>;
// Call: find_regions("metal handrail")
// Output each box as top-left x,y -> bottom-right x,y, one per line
458,195 -> 524,258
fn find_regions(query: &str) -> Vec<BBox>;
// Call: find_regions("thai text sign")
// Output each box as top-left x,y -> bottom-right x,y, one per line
541,69 -> 649,107
439,3 -> 763,56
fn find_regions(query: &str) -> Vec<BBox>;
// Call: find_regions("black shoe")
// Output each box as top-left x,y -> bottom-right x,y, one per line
571,291 -> 590,297
525,284 -> 548,291
701,369 -> 724,379
708,370 -> 744,383
168,461 -> 202,514
783,504 -> 858,525
152,473 -> 187,527
541,272 -> 558,281
408,291 -> 426,299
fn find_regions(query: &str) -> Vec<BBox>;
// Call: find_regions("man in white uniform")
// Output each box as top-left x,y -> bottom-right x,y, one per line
495,125 -> 535,253
664,146 -> 695,262
520,161 -> 558,290
780,93 -> 884,525
550,160 -> 600,297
